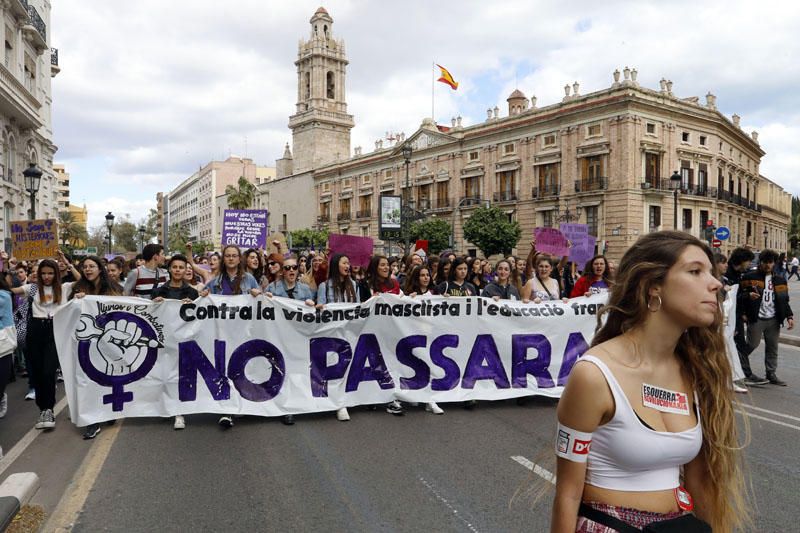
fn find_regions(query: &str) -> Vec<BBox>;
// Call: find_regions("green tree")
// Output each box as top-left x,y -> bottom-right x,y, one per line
57,211 -> 86,247
168,222 -> 190,254
409,218 -> 451,255
226,176 -> 257,209
790,195 -> 800,252
289,228 -> 329,250
87,224 -> 110,253
111,217 -> 139,252
462,205 -> 521,257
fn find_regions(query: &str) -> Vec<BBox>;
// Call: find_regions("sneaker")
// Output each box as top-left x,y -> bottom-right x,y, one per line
25,389 -> 35,401
56,369 -> 63,383
282,415 -> 295,426
0,393 -> 7,418
336,407 -> 350,421
425,402 -> 444,415
173,415 -> 185,430
82,423 -> 101,440
35,409 -> 55,430
743,374 -> 769,386
218,415 -> 234,429
386,400 -> 404,416
767,375 -> 787,386
733,382 -> 748,393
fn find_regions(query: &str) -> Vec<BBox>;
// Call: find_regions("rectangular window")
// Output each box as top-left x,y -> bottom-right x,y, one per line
538,163 -> 559,193
646,123 -> 656,135
384,168 -> 393,180
358,195 -> 371,214
339,198 -> 350,214
322,182 -> 330,193
361,174 -> 371,185
680,160 -> 693,189
698,163 -> 707,192
681,132 -> 690,143
584,206 -> 598,236
436,181 -> 449,208
682,208 -> 692,230
464,177 -> 479,198
700,210 -> 709,233
699,135 -> 707,146
543,134 -> 556,147
649,206 -> 661,231
746,221 -> 752,238
542,210 -> 553,228
503,143 -> 515,155
498,171 -> 515,195
418,184 -> 431,208
468,150 -> 480,162
342,178 -> 351,189
587,124 -> 601,137
645,153 -> 660,183
581,156 -> 604,180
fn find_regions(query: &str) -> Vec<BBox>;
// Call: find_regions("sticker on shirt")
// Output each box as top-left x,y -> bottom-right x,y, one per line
642,383 -> 691,415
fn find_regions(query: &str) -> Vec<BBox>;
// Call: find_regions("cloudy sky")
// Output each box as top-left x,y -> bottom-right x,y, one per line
52,0 -> 800,230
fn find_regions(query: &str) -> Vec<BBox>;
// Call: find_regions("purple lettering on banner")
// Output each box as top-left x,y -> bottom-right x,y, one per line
556,332 -> 590,386
534,227 -> 569,257
178,340 -> 230,401
309,337 -> 353,397
396,335 -> 430,390
227,340 -> 286,402
430,335 -> 460,391
461,335 -> 510,389
510,334 -> 555,388
345,334 -> 395,392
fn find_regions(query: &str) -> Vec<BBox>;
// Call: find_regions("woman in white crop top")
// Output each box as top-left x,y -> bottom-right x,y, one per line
551,231 -> 749,532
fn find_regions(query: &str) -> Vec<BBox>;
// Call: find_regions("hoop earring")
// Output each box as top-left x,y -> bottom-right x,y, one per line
648,295 -> 662,312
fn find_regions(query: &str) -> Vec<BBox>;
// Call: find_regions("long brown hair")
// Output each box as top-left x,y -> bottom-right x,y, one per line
214,245 -> 245,294
37,259 -> 62,304
593,231 -> 749,532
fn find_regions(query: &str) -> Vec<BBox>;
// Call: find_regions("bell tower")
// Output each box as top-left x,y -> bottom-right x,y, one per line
288,7 -> 355,173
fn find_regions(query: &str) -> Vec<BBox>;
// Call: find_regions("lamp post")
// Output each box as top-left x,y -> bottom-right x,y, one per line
105,211 -> 115,255
450,196 -> 491,253
23,163 -> 42,220
763,227 -> 768,250
555,200 -> 582,223
669,170 -> 682,230
138,225 -> 146,252
401,143 -> 413,255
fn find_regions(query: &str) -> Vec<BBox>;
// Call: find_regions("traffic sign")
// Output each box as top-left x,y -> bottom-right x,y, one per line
87,246 -> 98,254
712,239 -> 722,248
714,226 -> 730,241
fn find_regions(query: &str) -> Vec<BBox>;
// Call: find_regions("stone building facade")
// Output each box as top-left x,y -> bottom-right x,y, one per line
54,162 -> 68,212
0,0 -> 59,253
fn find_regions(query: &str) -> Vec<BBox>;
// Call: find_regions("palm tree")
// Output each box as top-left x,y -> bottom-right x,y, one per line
168,222 -> 190,253
58,211 -> 85,247
226,176 -> 257,210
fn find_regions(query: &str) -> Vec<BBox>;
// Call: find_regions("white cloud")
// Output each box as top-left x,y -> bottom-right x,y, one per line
53,0 -> 800,229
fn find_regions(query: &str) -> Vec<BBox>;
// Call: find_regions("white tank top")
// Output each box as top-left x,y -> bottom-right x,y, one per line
580,355 -> 703,491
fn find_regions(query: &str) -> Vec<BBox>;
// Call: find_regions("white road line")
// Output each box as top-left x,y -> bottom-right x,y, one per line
735,409 -> 800,431
738,403 -> 800,423
511,455 -> 556,484
0,396 -> 68,476
418,476 -> 480,533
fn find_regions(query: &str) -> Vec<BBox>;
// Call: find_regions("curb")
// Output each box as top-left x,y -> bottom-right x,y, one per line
780,335 -> 800,347
0,472 -> 39,531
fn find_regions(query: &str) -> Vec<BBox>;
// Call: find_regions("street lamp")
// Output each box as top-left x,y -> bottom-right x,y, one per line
23,163 -> 42,220
763,227 -> 768,250
401,143 -> 413,254
555,200 -> 582,223
138,225 -> 146,252
105,211 -> 115,255
669,170 -> 682,230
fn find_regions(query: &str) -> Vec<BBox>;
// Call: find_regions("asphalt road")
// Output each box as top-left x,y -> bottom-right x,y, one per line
1,282 -> 800,532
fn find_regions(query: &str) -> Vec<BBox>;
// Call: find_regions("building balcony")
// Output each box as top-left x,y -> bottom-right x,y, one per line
356,209 -> 371,219
458,196 -> 483,207
493,190 -> 517,203
379,182 -> 395,192
317,214 -> 330,224
640,178 -> 670,191
575,177 -> 608,193
23,5 -> 47,53
8,0 -> 29,20
532,184 -> 560,198
431,198 -> 452,211
0,62 -> 42,130
50,48 -> 60,76
337,212 -> 351,222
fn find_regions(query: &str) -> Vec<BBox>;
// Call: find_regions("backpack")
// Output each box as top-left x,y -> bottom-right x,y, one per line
13,284 -> 36,350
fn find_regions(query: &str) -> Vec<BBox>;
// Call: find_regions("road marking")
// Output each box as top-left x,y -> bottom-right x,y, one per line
419,476 -> 480,533
44,420 -> 123,532
0,396 -> 68,477
510,455 -> 556,484
735,410 -> 800,431
739,403 -> 800,423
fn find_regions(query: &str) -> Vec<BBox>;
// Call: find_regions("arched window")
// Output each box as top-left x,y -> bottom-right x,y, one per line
326,71 -> 335,99
305,72 -> 311,100
324,25 -> 329,38
6,135 -> 15,184
3,202 -> 12,253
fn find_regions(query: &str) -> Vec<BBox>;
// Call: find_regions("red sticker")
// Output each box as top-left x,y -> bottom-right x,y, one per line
572,439 -> 591,455
674,486 -> 694,511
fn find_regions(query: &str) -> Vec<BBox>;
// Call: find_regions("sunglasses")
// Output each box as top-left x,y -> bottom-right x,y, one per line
268,261 -> 277,266
283,265 -> 298,271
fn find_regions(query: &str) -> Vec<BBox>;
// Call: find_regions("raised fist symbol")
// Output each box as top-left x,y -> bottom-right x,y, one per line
77,315 -> 159,376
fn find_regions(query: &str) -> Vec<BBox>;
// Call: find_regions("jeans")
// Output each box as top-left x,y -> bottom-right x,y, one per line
789,266 -> 800,281
746,317 -> 780,377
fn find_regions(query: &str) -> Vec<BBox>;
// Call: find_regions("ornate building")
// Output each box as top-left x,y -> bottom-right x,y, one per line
0,0 -> 59,253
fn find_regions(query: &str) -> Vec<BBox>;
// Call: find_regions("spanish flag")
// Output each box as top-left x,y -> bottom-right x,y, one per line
436,64 -> 458,90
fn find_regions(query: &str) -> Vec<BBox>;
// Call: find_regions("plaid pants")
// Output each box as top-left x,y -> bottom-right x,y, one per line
576,502 -> 686,532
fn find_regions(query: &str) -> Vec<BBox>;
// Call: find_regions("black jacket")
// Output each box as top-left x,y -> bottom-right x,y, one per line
152,282 -> 199,301
738,270 -> 793,325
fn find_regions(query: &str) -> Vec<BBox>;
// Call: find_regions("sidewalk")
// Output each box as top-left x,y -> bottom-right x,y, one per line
780,334 -> 800,348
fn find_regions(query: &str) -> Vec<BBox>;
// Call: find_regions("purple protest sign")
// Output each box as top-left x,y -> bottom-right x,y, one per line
222,210 -> 269,249
328,233 -> 374,268
534,228 -> 569,257
570,235 -> 597,268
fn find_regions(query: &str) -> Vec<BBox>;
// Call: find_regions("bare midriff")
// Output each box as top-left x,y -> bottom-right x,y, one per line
583,485 -> 679,513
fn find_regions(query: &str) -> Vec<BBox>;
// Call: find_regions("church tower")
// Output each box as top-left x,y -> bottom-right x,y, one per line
288,7 -> 355,173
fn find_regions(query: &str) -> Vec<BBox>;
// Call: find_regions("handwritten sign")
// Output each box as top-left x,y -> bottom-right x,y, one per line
11,219 -> 59,261
328,233 -> 374,268
222,210 -> 268,249
534,227 -> 569,257
559,223 -> 595,265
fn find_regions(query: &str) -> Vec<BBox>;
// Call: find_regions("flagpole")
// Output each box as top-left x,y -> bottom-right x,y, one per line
431,61 -> 435,120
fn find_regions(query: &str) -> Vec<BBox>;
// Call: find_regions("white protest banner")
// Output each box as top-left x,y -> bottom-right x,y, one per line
54,294 -> 607,426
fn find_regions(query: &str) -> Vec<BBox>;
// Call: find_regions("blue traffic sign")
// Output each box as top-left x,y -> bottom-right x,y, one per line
715,226 -> 730,241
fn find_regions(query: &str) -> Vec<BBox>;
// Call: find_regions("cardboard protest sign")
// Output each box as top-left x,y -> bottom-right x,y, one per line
11,219 -> 59,261
328,233 -> 374,267
222,210 -> 268,248
534,227 -> 569,257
